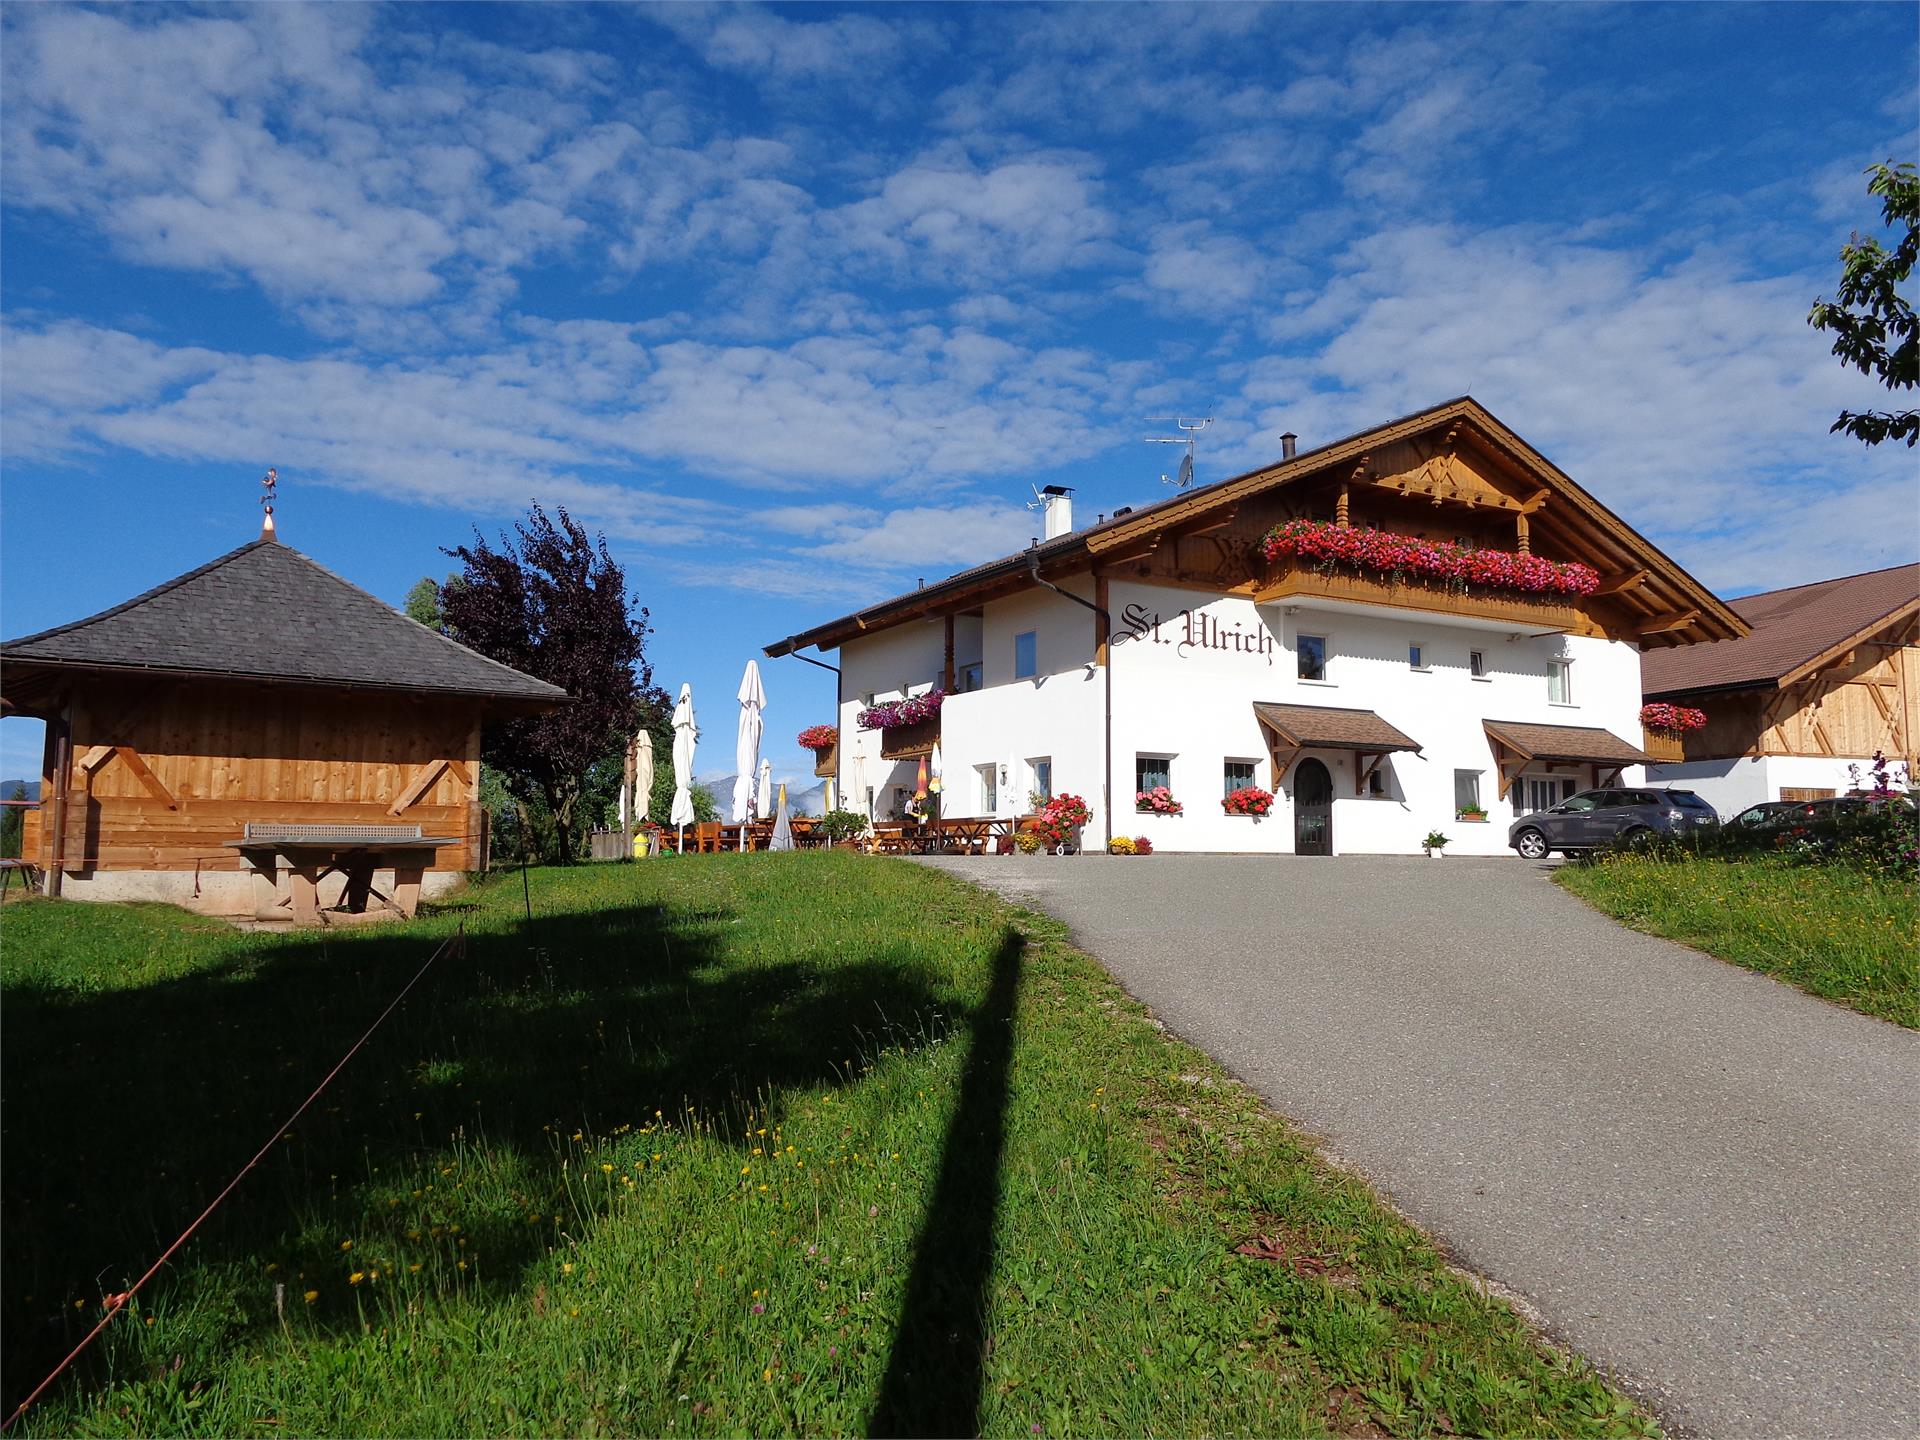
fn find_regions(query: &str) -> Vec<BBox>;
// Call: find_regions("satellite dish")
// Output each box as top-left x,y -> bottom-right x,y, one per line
1176,453 -> 1193,490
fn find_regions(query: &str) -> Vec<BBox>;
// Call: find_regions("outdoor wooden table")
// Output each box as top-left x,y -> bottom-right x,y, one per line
226,823 -> 456,922
923,816 -> 993,854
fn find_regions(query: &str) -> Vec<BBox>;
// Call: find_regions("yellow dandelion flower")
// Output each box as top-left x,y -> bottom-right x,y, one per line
601,1163 -> 614,1173
563,1263 -> 574,1274
303,1290 -> 319,1304
457,1260 -> 468,1271
408,1264 -> 422,1273
349,1272 -> 366,1285
339,1240 -> 354,1251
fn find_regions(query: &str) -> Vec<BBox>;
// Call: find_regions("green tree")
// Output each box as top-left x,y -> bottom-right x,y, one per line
0,782 -> 25,860
1810,160 -> 1918,448
404,576 -> 444,628
439,505 -> 665,863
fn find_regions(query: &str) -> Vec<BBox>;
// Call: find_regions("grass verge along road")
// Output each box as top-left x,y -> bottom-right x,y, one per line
1555,854 -> 1917,1027
2,856 -> 1653,1437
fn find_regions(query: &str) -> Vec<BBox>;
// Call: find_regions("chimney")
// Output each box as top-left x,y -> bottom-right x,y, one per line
1280,433 -> 1297,461
1041,484 -> 1074,540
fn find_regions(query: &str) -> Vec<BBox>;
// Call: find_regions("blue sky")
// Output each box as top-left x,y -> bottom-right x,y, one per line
3,2 -> 1916,786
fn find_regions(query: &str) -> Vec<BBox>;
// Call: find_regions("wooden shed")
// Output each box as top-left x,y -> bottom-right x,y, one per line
1,531 -> 566,918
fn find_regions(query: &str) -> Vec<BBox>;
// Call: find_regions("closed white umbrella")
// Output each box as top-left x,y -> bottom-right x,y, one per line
824,778 -> 836,813
733,661 -> 765,826
851,753 -> 873,830
769,783 -> 794,851
633,731 -> 654,824
670,684 -> 697,852
757,758 -> 773,818
929,742 -> 944,809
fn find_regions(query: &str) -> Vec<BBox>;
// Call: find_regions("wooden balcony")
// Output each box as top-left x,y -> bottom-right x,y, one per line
811,739 -> 838,778
878,716 -> 939,759
1641,730 -> 1686,764
1255,561 -> 1581,631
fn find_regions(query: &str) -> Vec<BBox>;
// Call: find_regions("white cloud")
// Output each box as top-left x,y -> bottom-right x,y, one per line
1238,222 -> 1917,588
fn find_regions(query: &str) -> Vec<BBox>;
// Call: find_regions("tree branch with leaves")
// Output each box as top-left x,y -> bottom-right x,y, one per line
1810,160 -> 1917,448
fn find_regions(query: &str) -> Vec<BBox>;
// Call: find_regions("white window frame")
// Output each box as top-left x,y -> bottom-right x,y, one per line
976,762 -> 998,815
1297,633 -> 1331,684
1408,641 -> 1429,672
1027,756 -> 1053,808
1014,630 -> 1038,680
1548,658 -> 1573,706
1222,758 -> 1259,803
1454,769 -> 1483,813
1134,752 -> 1174,810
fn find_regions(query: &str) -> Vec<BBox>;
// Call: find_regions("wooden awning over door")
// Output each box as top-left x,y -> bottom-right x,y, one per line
1482,719 -> 1650,798
1253,702 -> 1421,794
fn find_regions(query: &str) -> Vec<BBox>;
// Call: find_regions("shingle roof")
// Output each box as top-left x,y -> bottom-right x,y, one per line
767,395 -> 1745,658
1640,564 -> 1920,698
1252,703 -> 1421,752
1482,719 -> 1649,765
1,537 -> 569,705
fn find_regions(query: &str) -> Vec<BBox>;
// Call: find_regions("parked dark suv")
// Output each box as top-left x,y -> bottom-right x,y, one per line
1508,787 -> 1719,859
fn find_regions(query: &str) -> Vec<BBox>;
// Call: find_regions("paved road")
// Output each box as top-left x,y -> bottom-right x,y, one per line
920,853 -> 1920,1440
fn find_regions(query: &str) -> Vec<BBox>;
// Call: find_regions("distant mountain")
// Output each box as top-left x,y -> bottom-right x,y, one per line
0,780 -> 40,802
694,773 -> 826,817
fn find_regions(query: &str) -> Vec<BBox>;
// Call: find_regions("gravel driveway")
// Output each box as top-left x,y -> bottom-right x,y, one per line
919,853 -> 1920,1440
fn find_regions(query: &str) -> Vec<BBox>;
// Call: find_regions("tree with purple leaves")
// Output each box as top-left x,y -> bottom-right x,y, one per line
438,504 -> 664,863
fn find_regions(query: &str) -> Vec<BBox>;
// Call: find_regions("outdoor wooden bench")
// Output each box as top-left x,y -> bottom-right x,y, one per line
225,822 -> 456,923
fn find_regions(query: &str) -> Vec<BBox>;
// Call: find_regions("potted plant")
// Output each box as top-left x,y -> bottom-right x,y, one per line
1038,793 -> 1092,854
1133,835 -> 1153,855
1423,829 -> 1450,858
1136,785 -> 1184,816
1014,829 -> 1043,855
1223,785 -> 1275,818
1456,803 -> 1488,823
1107,836 -> 1137,855
819,809 -> 868,848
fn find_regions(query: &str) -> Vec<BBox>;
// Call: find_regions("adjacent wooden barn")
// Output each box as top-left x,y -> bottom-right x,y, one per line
1640,562 -> 1919,808
1,530 -> 566,917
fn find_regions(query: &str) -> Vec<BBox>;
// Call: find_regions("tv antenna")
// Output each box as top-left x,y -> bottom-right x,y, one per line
1146,416 -> 1211,489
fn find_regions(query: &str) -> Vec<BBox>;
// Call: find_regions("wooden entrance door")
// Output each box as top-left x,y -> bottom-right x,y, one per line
1294,758 -> 1332,856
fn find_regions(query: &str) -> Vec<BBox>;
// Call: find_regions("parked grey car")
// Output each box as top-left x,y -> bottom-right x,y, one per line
1508,787 -> 1719,859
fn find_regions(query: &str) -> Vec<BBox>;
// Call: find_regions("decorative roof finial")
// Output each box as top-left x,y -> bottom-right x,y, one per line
260,467 -> 278,540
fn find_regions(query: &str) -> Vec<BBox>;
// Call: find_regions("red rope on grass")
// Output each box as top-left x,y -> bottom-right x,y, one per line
1,924 -> 465,1432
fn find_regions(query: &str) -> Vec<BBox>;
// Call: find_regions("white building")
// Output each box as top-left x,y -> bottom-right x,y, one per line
768,398 -> 1743,856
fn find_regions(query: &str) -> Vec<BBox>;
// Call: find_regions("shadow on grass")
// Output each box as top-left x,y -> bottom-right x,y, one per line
0,891 -> 961,1414
870,930 -> 1025,1438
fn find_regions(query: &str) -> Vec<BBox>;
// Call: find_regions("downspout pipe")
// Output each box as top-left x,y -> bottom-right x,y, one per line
1026,547 -> 1113,854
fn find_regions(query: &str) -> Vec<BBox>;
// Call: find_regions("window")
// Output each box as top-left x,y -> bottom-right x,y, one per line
1223,759 -> 1257,798
1135,754 -> 1171,805
956,661 -> 983,693
1408,643 -> 1426,671
860,692 -> 876,709
1548,658 -> 1572,704
1468,649 -> 1487,679
976,763 -> 998,814
1028,757 -> 1052,807
1367,766 -> 1387,797
1297,634 -> 1328,682
1014,630 -> 1038,680
1515,776 -> 1576,815
1454,769 -> 1482,813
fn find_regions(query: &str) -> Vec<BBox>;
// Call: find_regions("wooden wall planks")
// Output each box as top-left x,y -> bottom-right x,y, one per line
33,680 -> 485,874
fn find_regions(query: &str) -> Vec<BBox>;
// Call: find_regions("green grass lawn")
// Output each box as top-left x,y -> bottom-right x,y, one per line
3,857 -> 1654,1437
1555,854 -> 1918,1028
